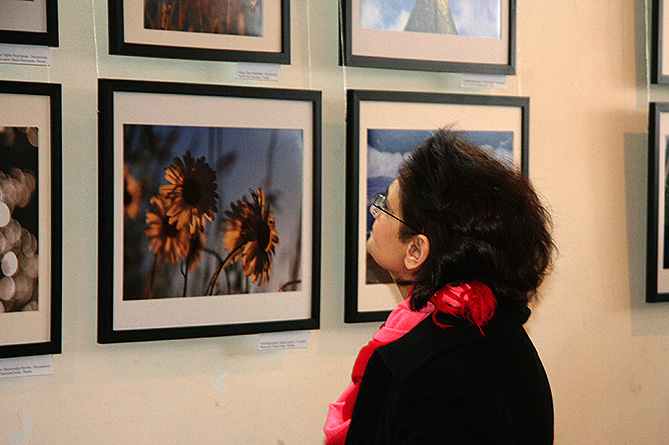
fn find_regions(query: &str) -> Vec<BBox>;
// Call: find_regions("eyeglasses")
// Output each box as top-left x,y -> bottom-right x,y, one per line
370,194 -> 422,234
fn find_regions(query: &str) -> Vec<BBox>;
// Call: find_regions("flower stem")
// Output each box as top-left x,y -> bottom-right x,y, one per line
279,280 -> 301,292
203,248 -> 224,265
206,244 -> 244,296
181,257 -> 190,297
146,256 -> 157,299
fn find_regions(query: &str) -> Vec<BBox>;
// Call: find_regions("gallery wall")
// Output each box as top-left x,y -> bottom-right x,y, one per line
2,0 -> 669,443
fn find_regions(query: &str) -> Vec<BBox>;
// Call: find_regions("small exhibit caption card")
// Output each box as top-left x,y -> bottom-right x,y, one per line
0,44 -> 49,66
258,330 -> 309,350
236,62 -> 280,81
0,355 -> 53,378
461,74 -> 507,89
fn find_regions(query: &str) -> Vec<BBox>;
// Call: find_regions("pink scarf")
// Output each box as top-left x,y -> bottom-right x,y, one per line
323,281 -> 497,444
431,280 -> 497,333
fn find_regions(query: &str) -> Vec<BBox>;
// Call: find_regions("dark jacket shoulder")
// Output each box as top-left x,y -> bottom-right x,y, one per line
377,305 -> 532,380
346,306 -> 553,444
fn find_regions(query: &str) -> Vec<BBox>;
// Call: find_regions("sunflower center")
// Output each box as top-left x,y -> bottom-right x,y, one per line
162,218 -> 180,238
124,180 -> 132,206
181,175 -> 203,206
255,220 -> 271,251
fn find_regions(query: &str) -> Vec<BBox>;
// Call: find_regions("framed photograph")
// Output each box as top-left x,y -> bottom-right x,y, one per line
0,80 -> 62,358
345,89 -> 528,322
340,0 -> 515,74
98,79 -> 321,343
647,103 -> 669,302
653,0 -> 669,83
109,0 -> 290,63
0,0 -> 58,47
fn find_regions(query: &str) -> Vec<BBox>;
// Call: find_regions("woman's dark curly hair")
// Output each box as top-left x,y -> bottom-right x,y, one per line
397,129 -> 554,310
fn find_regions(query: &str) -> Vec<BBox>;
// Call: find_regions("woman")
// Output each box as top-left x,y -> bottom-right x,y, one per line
324,129 -> 555,444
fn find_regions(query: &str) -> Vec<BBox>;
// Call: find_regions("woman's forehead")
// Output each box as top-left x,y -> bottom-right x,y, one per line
387,180 -> 401,207
387,179 -> 399,195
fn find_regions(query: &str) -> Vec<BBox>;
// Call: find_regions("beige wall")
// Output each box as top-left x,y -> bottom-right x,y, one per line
1,0 -> 668,443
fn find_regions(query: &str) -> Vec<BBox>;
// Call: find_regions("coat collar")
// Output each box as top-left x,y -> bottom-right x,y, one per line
377,305 -> 531,380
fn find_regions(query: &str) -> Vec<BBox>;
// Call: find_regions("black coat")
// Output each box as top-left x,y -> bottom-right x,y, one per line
345,306 -> 553,444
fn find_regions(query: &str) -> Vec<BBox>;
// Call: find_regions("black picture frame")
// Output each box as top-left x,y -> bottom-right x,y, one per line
652,0 -> 669,83
340,0 -> 516,74
345,89 -> 529,322
647,102 -> 669,302
0,80 -> 62,358
98,79 -> 321,343
109,0 -> 290,64
0,0 -> 58,47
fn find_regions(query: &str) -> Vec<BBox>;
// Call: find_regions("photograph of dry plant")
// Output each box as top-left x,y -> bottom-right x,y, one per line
123,125 -> 304,300
0,126 -> 39,313
144,0 -> 263,37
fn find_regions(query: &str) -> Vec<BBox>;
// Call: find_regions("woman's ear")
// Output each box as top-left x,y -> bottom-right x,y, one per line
404,234 -> 430,272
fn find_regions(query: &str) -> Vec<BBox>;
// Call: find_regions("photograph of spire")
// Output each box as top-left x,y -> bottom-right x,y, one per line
360,0 -> 500,39
342,0 -> 513,73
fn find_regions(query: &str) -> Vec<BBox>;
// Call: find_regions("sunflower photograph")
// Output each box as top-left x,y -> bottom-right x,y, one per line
122,125 -> 304,300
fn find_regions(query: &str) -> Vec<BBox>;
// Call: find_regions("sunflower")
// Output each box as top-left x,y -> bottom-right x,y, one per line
222,188 -> 279,285
124,164 -> 143,220
145,195 -> 191,264
159,151 -> 218,234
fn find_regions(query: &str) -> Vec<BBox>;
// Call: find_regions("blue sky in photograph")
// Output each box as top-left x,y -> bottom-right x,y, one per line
460,130 -> 514,165
366,129 -> 432,231
360,0 -> 501,39
143,127 -> 304,231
